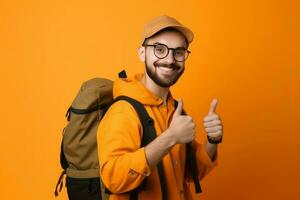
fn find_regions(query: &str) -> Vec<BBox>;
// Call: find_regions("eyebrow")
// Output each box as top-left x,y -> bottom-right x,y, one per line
154,42 -> 187,49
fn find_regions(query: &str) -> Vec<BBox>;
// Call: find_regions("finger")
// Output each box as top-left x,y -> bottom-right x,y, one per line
203,119 -> 222,128
205,125 -> 222,133
174,98 -> 183,117
208,98 -> 218,115
203,114 -> 219,122
207,130 -> 223,138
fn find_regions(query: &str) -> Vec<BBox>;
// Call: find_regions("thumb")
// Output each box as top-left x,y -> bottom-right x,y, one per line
174,98 -> 183,117
208,98 -> 218,115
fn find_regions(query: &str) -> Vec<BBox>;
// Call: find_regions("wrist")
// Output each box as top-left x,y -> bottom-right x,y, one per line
163,129 -> 177,147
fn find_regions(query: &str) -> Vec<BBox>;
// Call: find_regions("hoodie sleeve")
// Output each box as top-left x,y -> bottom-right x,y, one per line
191,139 -> 218,181
182,109 -> 218,182
97,101 -> 151,194
183,139 -> 218,199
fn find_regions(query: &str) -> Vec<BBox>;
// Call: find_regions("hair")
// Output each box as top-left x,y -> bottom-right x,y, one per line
142,27 -> 189,48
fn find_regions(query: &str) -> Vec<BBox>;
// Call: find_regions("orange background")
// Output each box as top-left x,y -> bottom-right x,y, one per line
0,0 -> 299,199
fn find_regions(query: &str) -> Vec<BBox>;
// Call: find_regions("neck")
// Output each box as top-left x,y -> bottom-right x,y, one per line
140,73 -> 169,106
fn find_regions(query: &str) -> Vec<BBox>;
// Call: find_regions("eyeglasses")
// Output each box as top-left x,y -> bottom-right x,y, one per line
142,43 -> 191,62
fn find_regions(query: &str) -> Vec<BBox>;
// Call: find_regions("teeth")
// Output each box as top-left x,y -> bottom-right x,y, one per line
159,67 -> 173,72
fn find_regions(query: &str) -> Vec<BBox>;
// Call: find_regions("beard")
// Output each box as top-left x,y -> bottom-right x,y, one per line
145,58 -> 185,88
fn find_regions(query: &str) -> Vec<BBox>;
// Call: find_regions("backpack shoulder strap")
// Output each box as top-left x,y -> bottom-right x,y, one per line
103,70 -> 167,200
112,95 -> 156,147
111,95 -> 167,200
174,100 -> 202,193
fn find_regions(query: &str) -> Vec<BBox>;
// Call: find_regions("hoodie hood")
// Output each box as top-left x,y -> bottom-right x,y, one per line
113,73 -> 175,107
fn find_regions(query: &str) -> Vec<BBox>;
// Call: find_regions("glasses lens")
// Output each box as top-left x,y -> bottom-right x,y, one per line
154,44 -> 168,58
174,48 -> 188,62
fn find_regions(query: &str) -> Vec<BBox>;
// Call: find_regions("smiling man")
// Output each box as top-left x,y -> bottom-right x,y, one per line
97,15 -> 223,200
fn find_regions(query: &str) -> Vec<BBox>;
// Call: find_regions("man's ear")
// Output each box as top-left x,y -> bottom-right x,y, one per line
138,46 -> 145,62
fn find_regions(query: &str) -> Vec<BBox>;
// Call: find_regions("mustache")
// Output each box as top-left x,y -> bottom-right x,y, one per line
153,62 -> 181,70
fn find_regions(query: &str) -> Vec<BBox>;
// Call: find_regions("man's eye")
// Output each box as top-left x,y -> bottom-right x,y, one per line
156,47 -> 165,53
175,50 -> 185,56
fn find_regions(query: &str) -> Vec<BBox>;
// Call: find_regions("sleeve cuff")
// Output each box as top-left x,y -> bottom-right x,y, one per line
201,144 -> 218,167
130,147 -> 151,176
193,141 -> 219,168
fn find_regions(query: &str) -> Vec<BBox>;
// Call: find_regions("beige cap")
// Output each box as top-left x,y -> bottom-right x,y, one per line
141,15 -> 194,45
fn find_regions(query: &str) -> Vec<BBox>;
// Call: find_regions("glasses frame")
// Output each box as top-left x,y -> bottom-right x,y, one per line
142,43 -> 191,62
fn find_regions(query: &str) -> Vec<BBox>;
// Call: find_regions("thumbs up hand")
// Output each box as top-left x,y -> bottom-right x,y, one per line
203,98 -> 223,144
167,99 -> 195,144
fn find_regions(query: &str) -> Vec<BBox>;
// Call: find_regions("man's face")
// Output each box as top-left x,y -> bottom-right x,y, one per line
142,30 -> 188,88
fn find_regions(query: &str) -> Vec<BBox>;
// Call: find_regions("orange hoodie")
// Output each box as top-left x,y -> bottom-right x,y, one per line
97,73 -> 218,200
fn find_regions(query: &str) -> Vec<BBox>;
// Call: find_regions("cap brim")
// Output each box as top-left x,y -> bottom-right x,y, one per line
143,24 -> 194,45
